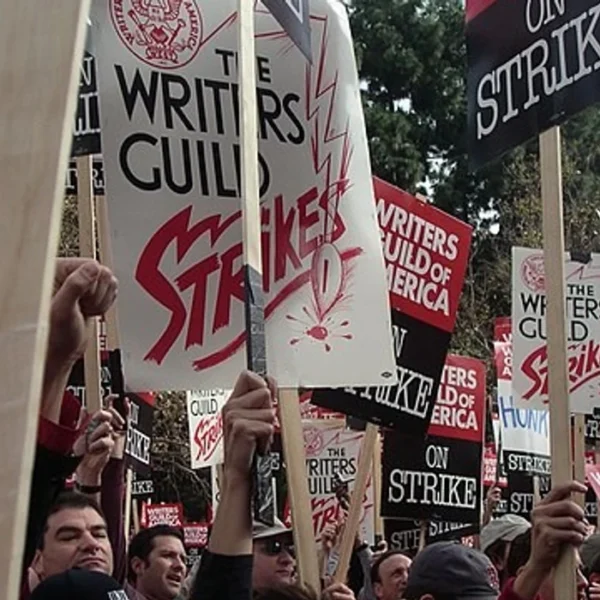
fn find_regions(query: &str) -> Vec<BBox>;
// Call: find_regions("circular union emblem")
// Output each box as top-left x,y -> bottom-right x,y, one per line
110,0 -> 203,69
304,429 -> 324,457
521,254 -> 546,293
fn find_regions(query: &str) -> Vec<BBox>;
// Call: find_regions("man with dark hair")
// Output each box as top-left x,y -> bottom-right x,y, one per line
31,492 -> 113,581
370,551 -> 412,600
126,525 -> 186,600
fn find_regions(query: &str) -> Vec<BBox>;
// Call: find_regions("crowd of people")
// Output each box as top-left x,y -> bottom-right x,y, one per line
22,257 -> 598,600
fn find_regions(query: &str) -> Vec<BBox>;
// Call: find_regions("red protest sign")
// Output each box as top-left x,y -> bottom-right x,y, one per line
373,177 -> 472,334
483,444 -> 498,488
428,355 -> 486,443
183,523 -> 209,549
143,503 -> 184,529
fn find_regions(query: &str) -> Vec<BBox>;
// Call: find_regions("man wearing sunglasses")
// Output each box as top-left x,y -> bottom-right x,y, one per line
252,518 -> 296,591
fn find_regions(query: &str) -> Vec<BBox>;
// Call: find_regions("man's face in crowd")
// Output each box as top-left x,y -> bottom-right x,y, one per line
252,534 -> 295,590
34,507 -> 114,579
374,554 -> 412,600
131,535 -> 187,600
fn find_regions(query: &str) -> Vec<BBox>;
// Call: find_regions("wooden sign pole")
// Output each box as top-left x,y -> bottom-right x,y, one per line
96,194 -> 137,541
418,521 -> 428,553
76,155 -> 102,413
372,431 -> 384,544
0,2 -> 90,598
238,0 -> 273,527
540,126 -> 576,599
279,389 -> 321,593
96,195 -> 120,350
132,498 -> 141,535
573,414 -> 586,508
124,468 -> 133,540
532,475 -> 541,505
333,423 -> 377,584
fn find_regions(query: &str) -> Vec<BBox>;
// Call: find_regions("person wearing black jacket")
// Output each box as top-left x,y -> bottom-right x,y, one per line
190,371 -> 277,600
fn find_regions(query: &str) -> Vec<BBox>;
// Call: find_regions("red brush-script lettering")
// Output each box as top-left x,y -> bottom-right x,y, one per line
136,183 -> 359,369
194,414 -> 223,462
521,340 -> 600,401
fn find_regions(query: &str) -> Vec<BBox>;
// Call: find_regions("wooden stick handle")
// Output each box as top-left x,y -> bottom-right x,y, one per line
132,498 -> 140,534
333,423 -> 377,584
124,468 -> 133,540
280,389 -> 321,594
96,194 -> 121,350
76,155 -> 102,413
372,431 -> 384,542
532,475 -> 541,504
573,414 -> 586,509
540,126 -> 576,600
418,521 -> 428,552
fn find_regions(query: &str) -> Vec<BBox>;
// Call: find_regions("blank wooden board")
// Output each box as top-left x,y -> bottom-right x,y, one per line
0,2 -> 90,597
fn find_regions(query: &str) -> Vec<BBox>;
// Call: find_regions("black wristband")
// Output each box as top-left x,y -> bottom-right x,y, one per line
75,482 -> 102,494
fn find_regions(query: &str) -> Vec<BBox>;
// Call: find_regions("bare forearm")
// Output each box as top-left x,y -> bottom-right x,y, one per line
512,563 -> 547,600
208,470 -> 252,556
40,358 -> 75,423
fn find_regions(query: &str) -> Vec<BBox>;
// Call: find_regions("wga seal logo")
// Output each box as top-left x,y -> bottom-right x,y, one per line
521,254 -> 546,293
110,0 -> 202,69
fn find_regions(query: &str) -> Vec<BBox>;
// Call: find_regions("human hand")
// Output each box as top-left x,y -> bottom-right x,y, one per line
322,581 -> 355,600
74,409 -> 118,485
105,395 -> 128,459
514,481 -> 587,600
589,582 -> 600,600
372,539 -> 388,561
322,521 -> 341,552
222,371 -> 276,482
48,259 -> 117,364
528,480 -> 587,572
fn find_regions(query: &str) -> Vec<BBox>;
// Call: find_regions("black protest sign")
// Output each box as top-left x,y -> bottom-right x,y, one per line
382,353 -> 486,524
131,472 -> 154,499
499,472 -> 550,518
72,52 -> 101,157
65,159 -> 105,196
312,179 -> 471,437
381,433 -> 482,523
262,0 -> 312,62
495,472 -> 597,524
586,414 -> 600,445
312,310 -> 449,436
385,519 -> 480,554
466,0 -> 600,169
67,351 -> 114,409
126,393 -> 155,477
185,549 -> 202,571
